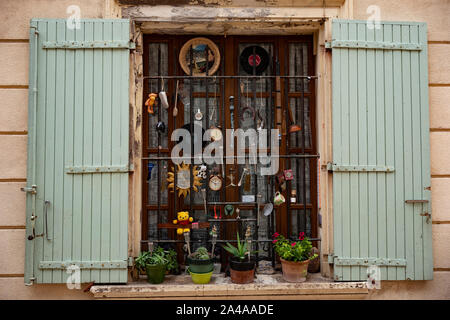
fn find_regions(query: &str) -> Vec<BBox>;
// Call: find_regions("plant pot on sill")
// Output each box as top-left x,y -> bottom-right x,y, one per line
229,257 -> 256,284
186,256 -> 214,274
280,258 -> 310,283
146,264 -> 166,284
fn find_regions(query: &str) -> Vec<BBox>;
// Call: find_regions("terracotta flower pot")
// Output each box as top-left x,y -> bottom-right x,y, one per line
229,257 -> 255,284
280,258 -> 310,283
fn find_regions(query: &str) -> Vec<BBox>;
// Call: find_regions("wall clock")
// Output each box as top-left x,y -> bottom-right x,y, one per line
208,174 -> 223,191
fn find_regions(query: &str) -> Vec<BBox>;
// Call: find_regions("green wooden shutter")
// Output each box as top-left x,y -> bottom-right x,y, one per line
24,19 -> 132,284
328,20 -> 432,281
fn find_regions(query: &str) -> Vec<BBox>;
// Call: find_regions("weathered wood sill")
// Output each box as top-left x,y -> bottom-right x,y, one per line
90,273 -> 368,299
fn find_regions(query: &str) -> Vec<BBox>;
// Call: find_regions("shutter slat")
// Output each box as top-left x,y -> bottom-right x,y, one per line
25,19 -> 130,284
348,22 -> 360,281
383,23 -> 397,280
375,22 -> 388,280
392,23 -> 406,281
81,21 -> 94,283
331,20 -> 432,281
420,24 -> 433,281
356,22 -> 369,281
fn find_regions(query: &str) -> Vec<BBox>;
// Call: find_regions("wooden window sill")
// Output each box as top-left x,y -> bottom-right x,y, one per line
90,273 -> 368,299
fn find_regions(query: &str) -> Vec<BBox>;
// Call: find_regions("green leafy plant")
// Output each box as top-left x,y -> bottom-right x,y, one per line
190,246 -> 210,260
223,232 -> 256,260
165,248 -> 179,273
134,246 -> 179,273
272,232 -> 317,262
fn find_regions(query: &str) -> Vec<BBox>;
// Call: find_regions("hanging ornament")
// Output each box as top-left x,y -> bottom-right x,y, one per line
240,46 -> 270,75
167,163 -> 203,198
145,93 -> 158,114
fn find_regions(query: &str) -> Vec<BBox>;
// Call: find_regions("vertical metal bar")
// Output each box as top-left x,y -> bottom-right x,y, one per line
272,44 -> 279,267
252,46 -> 259,265
294,47 -> 300,235
284,46 -> 292,240
173,45 -> 177,219
205,45 -> 209,221
189,45 -> 193,215
300,44 -> 307,235
220,46 -> 226,266
157,44 -> 161,240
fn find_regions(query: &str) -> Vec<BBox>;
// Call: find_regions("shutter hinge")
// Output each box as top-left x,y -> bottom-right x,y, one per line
327,163 -> 395,172
128,256 -> 134,267
21,185 -> 37,194
327,254 -> 335,264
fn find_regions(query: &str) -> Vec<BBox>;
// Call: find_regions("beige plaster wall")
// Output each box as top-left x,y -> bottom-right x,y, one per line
0,0 -> 449,300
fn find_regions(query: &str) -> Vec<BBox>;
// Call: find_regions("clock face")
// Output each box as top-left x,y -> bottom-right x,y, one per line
209,175 -> 222,191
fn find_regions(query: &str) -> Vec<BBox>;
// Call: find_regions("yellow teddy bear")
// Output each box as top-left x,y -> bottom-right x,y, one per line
173,211 -> 193,235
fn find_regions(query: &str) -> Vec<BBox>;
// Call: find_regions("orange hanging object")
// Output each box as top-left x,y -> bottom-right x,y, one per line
145,93 -> 158,114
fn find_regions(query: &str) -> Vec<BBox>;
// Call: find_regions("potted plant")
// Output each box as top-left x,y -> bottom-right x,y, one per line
186,246 -> 214,273
223,233 -> 256,284
185,247 -> 214,284
272,232 -> 318,283
135,246 -> 178,284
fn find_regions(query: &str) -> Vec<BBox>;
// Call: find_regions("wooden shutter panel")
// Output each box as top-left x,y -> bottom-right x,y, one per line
328,20 -> 432,281
24,19 -> 132,284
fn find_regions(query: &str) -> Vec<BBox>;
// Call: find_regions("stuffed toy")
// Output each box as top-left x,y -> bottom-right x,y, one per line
145,93 -> 158,114
173,211 -> 193,235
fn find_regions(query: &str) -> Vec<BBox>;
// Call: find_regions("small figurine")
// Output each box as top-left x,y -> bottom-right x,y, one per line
173,211 -> 193,235
145,93 -> 158,114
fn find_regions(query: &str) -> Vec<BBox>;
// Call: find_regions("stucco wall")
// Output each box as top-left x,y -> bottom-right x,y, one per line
0,0 -> 449,299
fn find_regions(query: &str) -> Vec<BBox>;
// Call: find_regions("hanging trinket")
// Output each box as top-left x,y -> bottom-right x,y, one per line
284,169 -> 294,181
274,191 -> 286,206
145,93 -> 158,114
147,163 -> 155,182
156,121 -> 166,134
195,108 -> 203,121
290,190 -> 297,203
159,79 -> 169,109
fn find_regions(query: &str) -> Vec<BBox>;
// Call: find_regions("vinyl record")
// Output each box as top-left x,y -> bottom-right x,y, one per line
240,45 -> 270,75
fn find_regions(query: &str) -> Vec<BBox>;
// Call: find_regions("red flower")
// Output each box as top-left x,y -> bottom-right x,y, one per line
272,240 -> 278,244
272,232 -> 280,238
291,242 -> 296,247
299,232 -> 305,240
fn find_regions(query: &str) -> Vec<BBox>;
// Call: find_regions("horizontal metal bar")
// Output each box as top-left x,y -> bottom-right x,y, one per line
208,218 -> 257,222
328,163 -> 394,172
39,260 -> 128,270
142,154 -> 320,161
405,200 -> 429,204
141,238 -> 321,244
206,201 -> 257,205
333,257 -> 407,267
65,165 -> 131,174
142,75 -> 317,79
42,40 -> 135,49
325,40 -> 423,51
